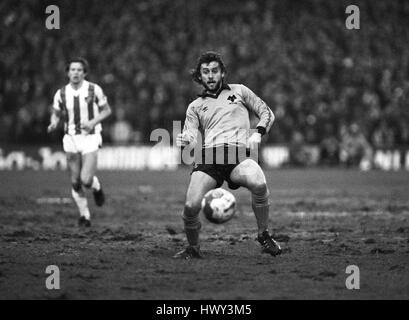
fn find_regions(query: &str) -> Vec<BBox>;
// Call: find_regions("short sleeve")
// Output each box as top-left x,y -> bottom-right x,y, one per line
94,84 -> 108,107
52,89 -> 62,111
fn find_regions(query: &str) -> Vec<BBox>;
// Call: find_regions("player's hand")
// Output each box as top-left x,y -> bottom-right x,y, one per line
176,133 -> 190,147
47,122 -> 58,133
81,121 -> 95,134
248,132 -> 262,150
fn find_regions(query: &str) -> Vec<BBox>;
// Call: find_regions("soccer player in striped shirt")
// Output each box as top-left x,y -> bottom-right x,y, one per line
47,58 -> 112,227
174,52 -> 282,259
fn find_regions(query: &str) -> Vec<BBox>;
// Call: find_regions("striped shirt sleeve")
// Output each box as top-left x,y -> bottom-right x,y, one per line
94,84 -> 108,107
240,84 -> 275,133
52,89 -> 62,111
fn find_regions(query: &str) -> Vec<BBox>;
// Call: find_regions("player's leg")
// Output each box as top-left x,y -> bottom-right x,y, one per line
67,152 -> 91,226
174,171 -> 217,259
230,159 -> 270,234
80,150 -> 105,207
229,159 -> 281,255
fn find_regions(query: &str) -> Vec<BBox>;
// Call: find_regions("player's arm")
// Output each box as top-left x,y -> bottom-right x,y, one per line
241,84 -> 275,134
176,103 -> 200,147
82,85 -> 112,133
240,84 -> 275,149
47,90 -> 62,133
82,102 -> 112,131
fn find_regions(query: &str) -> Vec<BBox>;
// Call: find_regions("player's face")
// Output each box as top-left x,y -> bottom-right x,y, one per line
67,62 -> 86,84
199,61 -> 224,92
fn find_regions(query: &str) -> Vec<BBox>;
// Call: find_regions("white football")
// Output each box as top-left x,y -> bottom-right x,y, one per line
201,188 -> 236,224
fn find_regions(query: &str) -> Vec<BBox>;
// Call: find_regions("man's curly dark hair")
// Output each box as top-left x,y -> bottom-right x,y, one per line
191,51 -> 227,84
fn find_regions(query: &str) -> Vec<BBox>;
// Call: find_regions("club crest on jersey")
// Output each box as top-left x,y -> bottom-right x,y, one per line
227,95 -> 237,103
85,96 -> 93,104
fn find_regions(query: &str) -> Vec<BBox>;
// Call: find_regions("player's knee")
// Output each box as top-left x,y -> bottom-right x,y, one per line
250,182 -> 268,196
182,203 -> 201,230
81,175 -> 93,189
71,180 -> 82,192
184,201 -> 202,216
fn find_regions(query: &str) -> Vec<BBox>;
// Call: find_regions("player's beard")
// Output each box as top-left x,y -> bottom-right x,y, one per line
203,78 -> 222,93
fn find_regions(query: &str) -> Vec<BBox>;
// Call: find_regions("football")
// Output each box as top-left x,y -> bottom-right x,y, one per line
201,188 -> 236,224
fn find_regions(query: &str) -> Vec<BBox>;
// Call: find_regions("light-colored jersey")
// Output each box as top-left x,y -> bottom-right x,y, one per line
183,84 -> 274,148
52,80 -> 108,135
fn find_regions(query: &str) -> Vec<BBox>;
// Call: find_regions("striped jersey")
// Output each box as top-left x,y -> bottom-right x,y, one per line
183,84 -> 274,148
52,80 -> 108,135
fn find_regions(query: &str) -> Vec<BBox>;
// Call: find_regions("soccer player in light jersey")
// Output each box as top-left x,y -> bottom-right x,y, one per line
174,52 -> 282,259
47,58 -> 112,227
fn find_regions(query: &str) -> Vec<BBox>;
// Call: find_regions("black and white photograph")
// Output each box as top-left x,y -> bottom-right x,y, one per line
1,0 -> 409,305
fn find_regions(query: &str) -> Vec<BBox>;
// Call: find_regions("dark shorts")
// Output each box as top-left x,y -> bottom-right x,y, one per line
192,163 -> 241,190
190,145 -> 254,190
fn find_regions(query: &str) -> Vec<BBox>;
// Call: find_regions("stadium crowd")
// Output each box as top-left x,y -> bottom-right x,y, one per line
1,0 -> 409,165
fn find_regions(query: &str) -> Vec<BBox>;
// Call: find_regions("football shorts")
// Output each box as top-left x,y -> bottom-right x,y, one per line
63,133 -> 102,154
192,163 -> 241,190
191,145 -> 254,190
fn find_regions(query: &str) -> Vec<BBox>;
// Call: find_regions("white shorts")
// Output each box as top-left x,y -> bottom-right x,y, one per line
63,134 -> 102,155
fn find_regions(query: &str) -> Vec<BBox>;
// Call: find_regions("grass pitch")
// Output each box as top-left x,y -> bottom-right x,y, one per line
0,168 -> 408,299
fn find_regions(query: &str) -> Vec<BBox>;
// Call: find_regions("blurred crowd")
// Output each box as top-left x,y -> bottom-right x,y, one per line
1,0 -> 409,165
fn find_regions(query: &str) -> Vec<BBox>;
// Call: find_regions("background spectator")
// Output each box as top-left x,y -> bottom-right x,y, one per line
339,123 -> 373,169
1,0 -> 409,164
110,108 -> 134,145
320,124 -> 340,166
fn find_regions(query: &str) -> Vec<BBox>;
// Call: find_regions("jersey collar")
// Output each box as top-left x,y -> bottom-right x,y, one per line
68,80 -> 88,93
198,83 -> 230,99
